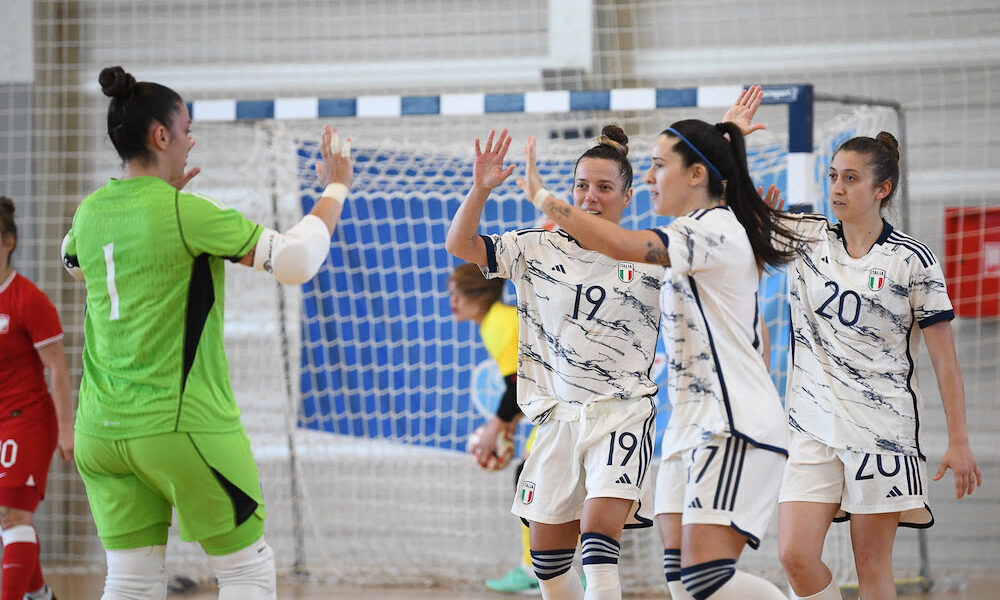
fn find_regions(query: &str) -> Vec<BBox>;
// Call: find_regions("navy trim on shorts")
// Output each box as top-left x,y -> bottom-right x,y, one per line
730,521 -> 761,549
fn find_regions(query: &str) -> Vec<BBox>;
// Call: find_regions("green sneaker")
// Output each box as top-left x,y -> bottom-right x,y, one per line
485,565 -> 541,595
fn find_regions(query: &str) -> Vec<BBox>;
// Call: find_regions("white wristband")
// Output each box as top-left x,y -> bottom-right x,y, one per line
532,188 -> 551,210
322,182 -> 349,206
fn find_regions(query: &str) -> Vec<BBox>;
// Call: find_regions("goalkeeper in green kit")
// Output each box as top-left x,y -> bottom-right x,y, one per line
62,65 -> 352,600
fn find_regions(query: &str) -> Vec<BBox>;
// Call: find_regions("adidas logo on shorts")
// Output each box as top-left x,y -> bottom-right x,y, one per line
688,497 -> 703,508
886,485 -> 905,498
615,473 -> 632,485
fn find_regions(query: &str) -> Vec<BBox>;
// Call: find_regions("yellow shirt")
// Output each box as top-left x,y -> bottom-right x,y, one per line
479,302 -> 518,377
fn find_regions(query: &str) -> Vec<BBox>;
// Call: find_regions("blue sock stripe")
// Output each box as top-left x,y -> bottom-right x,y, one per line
580,532 -> 621,566
530,549 -> 575,581
662,549 -> 681,582
680,559 -> 736,600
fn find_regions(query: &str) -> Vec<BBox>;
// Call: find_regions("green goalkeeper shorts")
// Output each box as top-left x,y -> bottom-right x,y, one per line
75,428 -> 266,556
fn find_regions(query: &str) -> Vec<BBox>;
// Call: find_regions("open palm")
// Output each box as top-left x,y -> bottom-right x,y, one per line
474,129 -> 515,190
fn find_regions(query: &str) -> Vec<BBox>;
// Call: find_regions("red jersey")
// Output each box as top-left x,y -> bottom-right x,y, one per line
0,271 -> 63,415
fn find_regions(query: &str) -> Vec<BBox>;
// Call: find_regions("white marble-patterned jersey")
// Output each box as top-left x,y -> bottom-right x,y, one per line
779,214 -> 954,458
480,228 -> 662,423
651,206 -> 786,458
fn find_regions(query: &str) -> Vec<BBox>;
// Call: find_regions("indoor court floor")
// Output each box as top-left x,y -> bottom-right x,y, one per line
43,572 -> 1000,599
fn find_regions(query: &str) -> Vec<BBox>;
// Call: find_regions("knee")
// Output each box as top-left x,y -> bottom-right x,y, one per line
778,540 -> 817,578
0,508 -> 33,531
103,546 -> 167,600
206,536 -> 276,600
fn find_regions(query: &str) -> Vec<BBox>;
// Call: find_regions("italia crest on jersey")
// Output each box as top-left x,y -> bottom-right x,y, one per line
617,262 -> 635,283
868,268 -> 886,291
520,481 -> 535,504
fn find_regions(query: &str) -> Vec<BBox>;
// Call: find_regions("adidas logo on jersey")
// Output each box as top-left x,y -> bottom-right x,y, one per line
688,497 -> 703,508
615,473 -> 632,485
551,264 -> 566,273
886,485 -> 904,498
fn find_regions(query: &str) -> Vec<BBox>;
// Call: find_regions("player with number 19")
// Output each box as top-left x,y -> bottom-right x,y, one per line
522,87 -> 806,600
447,126 -> 661,600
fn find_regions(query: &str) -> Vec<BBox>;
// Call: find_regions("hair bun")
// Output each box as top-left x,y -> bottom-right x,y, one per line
875,131 -> 900,162
0,196 -> 13,214
99,66 -> 137,100
598,124 -> 629,157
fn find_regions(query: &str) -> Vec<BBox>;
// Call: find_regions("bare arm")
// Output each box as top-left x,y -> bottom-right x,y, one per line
923,320 -> 982,498
517,136 -> 670,266
36,340 -> 74,463
445,129 -> 515,265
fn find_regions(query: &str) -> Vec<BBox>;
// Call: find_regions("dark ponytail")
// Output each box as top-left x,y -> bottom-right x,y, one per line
835,131 -> 901,210
575,125 -> 633,190
663,120 -> 801,269
100,66 -> 184,164
0,196 -> 17,263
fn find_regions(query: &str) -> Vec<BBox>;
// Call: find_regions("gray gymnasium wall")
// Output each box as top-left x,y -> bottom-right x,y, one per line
0,0 -> 33,269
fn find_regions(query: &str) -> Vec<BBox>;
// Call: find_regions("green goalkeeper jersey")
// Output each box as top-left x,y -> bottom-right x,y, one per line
64,176 -> 263,439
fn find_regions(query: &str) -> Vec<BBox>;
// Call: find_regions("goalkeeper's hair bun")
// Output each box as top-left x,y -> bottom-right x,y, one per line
99,66 -> 136,100
99,66 -> 184,164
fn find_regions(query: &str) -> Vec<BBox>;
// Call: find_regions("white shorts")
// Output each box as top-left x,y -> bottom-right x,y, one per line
512,398 -> 656,529
778,429 -> 932,527
654,435 -> 785,549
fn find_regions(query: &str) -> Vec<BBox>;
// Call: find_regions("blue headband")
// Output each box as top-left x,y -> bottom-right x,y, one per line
666,127 -> 723,181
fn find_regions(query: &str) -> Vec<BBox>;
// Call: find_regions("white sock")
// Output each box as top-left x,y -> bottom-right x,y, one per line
669,579 -> 696,600
582,563 -> 620,600
706,569 -> 787,599
102,546 -> 168,600
537,568 -> 585,600
206,537 -> 276,600
791,577 -> 841,600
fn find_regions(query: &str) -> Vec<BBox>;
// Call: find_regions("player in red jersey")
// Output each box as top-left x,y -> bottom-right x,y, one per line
0,196 -> 74,600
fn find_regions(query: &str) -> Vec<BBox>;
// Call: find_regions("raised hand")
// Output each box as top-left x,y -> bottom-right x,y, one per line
316,124 -> 353,189
515,136 -> 546,202
724,85 -> 766,137
758,184 -> 785,211
473,129 -> 516,191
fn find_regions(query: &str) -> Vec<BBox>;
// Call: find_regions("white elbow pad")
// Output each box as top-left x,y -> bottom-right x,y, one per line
60,234 -> 84,280
253,215 -> 331,285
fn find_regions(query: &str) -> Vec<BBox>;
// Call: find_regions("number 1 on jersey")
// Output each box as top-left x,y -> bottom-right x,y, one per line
103,242 -> 120,320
